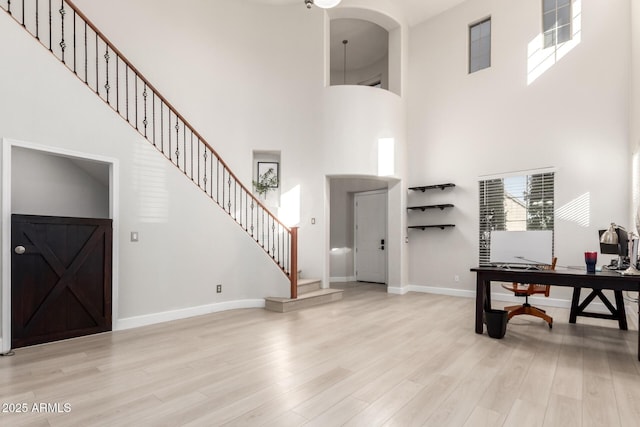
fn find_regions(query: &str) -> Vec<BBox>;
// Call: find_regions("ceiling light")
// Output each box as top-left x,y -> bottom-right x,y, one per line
305,0 -> 342,9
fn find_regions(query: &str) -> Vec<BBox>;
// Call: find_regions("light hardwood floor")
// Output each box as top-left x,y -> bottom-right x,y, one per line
0,282 -> 639,426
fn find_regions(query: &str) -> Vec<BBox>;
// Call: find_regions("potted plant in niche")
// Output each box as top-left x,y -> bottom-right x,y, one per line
253,162 -> 279,199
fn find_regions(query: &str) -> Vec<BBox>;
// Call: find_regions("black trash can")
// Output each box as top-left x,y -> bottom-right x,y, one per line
484,308 -> 508,339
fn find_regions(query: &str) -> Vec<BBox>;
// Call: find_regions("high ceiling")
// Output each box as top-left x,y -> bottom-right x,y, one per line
251,0 -> 467,27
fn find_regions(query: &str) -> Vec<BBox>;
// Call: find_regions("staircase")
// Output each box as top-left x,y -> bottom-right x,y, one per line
265,279 -> 343,313
0,0 -> 308,301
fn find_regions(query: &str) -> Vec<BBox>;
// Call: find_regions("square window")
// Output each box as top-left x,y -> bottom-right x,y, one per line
543,0 -> 572,49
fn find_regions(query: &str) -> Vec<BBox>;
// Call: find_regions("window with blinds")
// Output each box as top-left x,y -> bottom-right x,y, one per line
479,172 -> 555,265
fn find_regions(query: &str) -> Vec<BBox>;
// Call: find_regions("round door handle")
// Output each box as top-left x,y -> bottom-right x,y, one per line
14,245 -> 26,255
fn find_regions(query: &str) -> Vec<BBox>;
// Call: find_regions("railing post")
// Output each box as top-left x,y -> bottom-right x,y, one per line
290,226 -> 298,299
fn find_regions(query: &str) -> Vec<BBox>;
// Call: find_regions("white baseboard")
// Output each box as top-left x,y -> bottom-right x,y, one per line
116,299 -> 266,331
330,276 -> 356,283
387,286 -> 408,295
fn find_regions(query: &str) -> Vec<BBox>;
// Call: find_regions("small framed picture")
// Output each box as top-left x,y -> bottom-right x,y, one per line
257,162 -> 279,188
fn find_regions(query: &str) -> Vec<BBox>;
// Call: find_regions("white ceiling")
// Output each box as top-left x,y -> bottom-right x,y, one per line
251,0 -> 469,73
250,0 -> 467,27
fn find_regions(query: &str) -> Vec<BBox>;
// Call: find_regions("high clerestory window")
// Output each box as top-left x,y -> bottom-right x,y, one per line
543,0 -> 572,48
469,18 -> 491,74
478,171 -> 555,265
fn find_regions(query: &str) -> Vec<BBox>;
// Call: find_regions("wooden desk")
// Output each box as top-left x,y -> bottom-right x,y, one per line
471,267 -> 640,361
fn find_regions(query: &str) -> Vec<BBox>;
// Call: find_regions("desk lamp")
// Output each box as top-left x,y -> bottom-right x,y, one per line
600,223 -> 624,270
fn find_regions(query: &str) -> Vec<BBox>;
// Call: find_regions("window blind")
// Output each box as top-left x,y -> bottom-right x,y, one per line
479,172 -> 555,265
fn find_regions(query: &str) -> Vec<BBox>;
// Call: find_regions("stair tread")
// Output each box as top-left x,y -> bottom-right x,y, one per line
265,288 -> 343,303
297,278 -> 321,286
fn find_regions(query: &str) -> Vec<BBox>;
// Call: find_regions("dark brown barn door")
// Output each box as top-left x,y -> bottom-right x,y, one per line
11,215 -> 112,348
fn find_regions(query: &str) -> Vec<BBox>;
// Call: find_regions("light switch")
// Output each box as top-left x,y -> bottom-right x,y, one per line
131,231 -> 139,242
311,218 -> 316,225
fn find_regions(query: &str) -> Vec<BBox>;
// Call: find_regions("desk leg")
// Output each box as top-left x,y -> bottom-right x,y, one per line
475,275 -> 485,334
614,291 -> 628,330
569,288 -> 581,324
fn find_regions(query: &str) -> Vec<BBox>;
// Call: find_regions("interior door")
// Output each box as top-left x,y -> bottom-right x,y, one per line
11,214 -> 112,348
355,191 -> 387,283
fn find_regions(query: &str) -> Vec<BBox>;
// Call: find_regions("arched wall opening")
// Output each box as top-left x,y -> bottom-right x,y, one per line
326,7 -> 403,96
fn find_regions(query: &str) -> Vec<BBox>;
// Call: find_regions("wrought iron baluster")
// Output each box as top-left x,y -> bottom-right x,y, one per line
94,32 -> 98,94
48,0 -> 51,51
59,1 -> 65,63
202,150 -> 208,195
227,174 -> 232,214
197,138 -> 200,186
21,0 -> 24,26
83,21 -> 87,83
174,116 -> 180,166
250,198 -> 255,237
6,0 -> 10,15
190,132 -> 194,180
104,46 -> 110,102
36,0 -> 39,39
272,219 -> 276,258
142,84 -> 148,137
72,9 -> 76,73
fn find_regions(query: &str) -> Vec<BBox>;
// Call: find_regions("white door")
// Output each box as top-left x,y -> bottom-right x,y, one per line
355,191 -> 387,283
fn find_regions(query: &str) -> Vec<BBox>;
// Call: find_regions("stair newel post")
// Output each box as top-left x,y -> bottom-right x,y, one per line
290,226 -> 298,299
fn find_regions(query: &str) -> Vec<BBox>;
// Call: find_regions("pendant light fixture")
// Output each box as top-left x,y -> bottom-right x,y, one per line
343,39 -> 348,85
305,0 -> 342,9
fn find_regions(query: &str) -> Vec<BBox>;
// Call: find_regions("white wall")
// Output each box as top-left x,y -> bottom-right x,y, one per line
0,2 -> 290,340
408,0 -> 631,299
12,147 -> 110,218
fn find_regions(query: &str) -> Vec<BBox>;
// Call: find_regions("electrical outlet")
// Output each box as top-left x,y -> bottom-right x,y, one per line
216,284 -> 222,293
454,275 -> 460,282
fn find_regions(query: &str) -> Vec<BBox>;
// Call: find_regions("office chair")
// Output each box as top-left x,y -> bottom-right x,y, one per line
502,257 -> 557,328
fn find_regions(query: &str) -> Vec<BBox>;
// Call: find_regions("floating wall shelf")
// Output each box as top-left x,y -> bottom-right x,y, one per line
408,224 -> 456,230
408,183 -> 455,192
407,183 -> 455,231
407,204 -> 454,212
